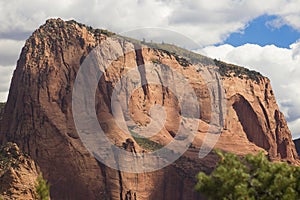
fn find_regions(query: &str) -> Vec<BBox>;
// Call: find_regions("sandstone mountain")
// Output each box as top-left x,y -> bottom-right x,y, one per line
0,18 -> 298,199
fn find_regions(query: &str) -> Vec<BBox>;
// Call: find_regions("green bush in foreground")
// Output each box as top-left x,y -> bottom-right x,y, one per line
35,174 -> 50,200
195,151 -> 300,200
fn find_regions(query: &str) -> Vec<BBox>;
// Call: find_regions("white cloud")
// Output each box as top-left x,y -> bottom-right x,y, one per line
273,0 -> 300,31
289,119 -> 300,139
199,41 -> 300,138
0,0 -> 299,45
0,39 -> 24,66
265,17 -> 286,30
290,41 -> 300,59
0,92 -> 9,102
0,65 -> 14,102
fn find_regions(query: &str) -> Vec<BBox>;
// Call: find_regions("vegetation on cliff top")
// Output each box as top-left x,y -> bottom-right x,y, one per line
121,36 -> 263,82
144,41 -> 263,83
214,59 -> 262,83
66,19 -> 116,37
144,41 -> 212,66
36,19 -> 263,83
66,17 -> 261,82
196,150 -> 300,199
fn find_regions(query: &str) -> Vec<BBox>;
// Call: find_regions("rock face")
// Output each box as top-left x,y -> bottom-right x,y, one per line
0,142 -> 39,200
0,103 -> 5,121
294,139 -> 300,156
0,18 -> 298,199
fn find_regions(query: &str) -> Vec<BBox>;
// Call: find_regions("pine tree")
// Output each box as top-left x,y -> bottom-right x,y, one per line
195,150 -> 300,200
35,173 -> 50,200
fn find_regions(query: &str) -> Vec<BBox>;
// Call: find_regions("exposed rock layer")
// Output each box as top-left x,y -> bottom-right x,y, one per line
0,18 -> 298,199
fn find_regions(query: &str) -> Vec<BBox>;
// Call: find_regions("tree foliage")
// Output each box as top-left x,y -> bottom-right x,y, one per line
35,174 -> 50,200
195,151 -> 300,200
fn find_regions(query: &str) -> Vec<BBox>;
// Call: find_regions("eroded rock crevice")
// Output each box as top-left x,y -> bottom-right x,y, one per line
232,94 -> 270,150
134,46 -> 149,98
125,190 -> 137,200
274,110 -> 298,159
258,98 -> 271,129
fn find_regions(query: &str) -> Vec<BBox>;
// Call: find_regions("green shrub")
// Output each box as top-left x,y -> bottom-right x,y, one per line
35,174 -> 50,200
130,130 -> 163,151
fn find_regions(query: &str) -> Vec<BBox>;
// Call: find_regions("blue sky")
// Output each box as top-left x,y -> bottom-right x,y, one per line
224,15 -> 300,48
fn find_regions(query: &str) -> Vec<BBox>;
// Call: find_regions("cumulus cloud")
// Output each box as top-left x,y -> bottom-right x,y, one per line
199,41 -> 300,138
273,0 -> 300,31
0,0 -> 299,45
289,119 -> 300,139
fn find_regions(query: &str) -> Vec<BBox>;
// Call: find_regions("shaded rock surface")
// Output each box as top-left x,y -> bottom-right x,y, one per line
294,139 -> 300,156
0,142 -> 39,200
0,103 -> 5,121
0,18 -> 298,199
